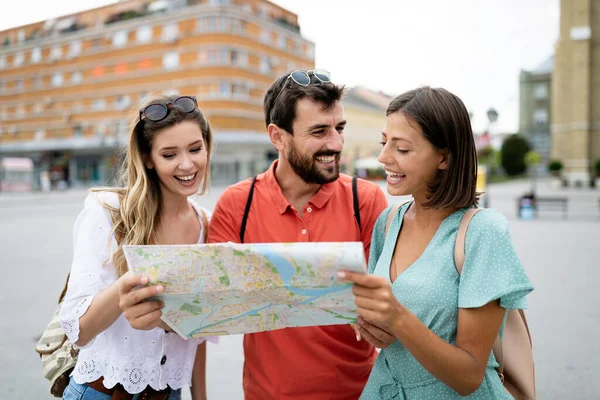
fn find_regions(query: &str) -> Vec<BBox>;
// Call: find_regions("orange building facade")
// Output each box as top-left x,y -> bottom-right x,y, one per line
0,0 -> 314,188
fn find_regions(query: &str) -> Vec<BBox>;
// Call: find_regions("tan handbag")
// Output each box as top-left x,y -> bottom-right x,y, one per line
385,205 -> 536,399
455,209 -> 536,400
35,274 -> 78,397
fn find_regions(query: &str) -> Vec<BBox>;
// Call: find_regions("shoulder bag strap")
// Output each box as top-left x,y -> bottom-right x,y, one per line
352,176 -> 361,232
240,176 -> 257,243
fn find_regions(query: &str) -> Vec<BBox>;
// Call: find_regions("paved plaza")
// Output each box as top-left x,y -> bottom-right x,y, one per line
0,179 -> 598,399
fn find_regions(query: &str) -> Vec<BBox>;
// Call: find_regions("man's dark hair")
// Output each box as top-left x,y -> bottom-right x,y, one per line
386,86 -> 479,209
263,71 -> 345,134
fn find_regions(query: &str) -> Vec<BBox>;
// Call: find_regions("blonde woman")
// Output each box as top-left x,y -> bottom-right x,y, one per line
59,95 -> 215,400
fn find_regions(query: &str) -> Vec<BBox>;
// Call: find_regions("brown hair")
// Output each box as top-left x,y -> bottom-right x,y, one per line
94,94 -> 213,276
263,71 -> 345,134
386,86 -> 479,209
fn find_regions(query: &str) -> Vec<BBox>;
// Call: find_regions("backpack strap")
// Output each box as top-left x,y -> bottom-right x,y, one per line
352,176 -> 361,232
385,204 -> 401,235
454,208 -> 482,274
385,200 -> 413,235
454,208 -> 509,379
240,176 -> 257,244
198,208 -> 209,243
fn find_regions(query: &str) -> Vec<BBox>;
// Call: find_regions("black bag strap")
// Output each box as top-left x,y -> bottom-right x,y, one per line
240,176 -> 257,243
240,175 -> 361,242
352,175 -> 361,232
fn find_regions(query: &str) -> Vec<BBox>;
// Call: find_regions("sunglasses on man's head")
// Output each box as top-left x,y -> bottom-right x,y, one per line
139,96 -> 198,122
286,69 -> 331,86
271,69 -> 332,109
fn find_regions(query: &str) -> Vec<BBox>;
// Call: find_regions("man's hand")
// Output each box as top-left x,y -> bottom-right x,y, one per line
118,272 -> 165,331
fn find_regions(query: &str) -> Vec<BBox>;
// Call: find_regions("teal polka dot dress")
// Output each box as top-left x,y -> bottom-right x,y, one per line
360,203 -> 534,400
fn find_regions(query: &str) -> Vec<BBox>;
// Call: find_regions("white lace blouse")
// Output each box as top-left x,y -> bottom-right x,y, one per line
59,191 -> 216,393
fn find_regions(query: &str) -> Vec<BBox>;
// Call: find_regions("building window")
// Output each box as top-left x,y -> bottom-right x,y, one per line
198,51 -> 208,64
33,103 -> 44,115
35,75 -> 43,88
218,16 -> 231,31
259,57 -> 271,74
208,16 -> 216,31
35,129 -> 46,140
113,30 -> 128,48
260,29 -> 270,44
16,79 -> 24,92
72,71 -> 82,84
0,55 -> 6,69
92,99 -> 106,111
18,30 -> 25,43
306,43 -> 315,58
208,49 -> 228,65
277,34 -> 286,49
534,108 -> 548,125
0,107 -> 6,121
115,95 -> 131,110
50,45 -> 63,61
163,51 -> 179,70
231,50 -> 248,66
69,40 -> 82,58
220,82 -> 230,97
52,72 -> 64,87
210,0 -> 231,5
137,25 -> 153,44
31,47 -> 42,64
200,16 -> 232,32
16,106 -> 25,119
162,23 -> 179,43
231,18 -> 245,33
232,82 -> 249,98
74,125 -> 83,138
534,84 -> 547,100
0,80 -> 4,94
13,52 -> 24,66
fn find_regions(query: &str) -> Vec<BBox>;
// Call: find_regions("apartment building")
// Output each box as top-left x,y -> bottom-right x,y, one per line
0,0 -> 314,188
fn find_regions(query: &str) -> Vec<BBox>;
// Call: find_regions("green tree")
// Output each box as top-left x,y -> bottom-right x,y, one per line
501,134 -> 531,176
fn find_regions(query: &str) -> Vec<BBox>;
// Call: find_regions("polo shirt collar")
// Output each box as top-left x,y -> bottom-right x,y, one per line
263,160 -> 336,214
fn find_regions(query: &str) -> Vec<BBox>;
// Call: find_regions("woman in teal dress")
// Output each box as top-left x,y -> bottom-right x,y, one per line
339,87 -> 533,399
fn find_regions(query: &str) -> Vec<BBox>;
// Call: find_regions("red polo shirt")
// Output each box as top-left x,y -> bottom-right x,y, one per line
208,161 -> 388,400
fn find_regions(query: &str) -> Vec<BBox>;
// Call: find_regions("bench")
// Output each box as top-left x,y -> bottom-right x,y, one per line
516,196 -> 568,219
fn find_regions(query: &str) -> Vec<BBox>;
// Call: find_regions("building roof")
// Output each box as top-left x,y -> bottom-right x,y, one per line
532,55 -> 553,75
344,86 -> 393,112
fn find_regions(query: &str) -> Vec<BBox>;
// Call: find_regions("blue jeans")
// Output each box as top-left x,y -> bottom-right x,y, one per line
63,377 -> 182,400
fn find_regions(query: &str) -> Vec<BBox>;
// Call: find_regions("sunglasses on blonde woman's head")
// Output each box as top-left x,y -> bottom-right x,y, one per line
138,96 -> 198,122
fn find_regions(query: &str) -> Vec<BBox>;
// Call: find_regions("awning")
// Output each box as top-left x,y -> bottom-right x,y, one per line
354,157 -> 383,170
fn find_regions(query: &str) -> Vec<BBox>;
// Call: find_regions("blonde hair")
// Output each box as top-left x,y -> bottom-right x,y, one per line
93,94 -> 213,276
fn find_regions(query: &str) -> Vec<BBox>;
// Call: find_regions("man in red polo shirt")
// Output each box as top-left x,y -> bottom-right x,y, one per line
207,70 -> 388,399
118,70 -> 390,398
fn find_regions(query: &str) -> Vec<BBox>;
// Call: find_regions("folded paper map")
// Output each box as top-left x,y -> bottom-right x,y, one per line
123,242 -> 366,339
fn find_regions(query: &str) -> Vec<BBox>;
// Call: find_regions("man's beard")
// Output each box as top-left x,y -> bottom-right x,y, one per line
287,140 -> 341,184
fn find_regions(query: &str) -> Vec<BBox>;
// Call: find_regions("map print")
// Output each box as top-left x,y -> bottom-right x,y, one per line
123,242 -> 367,339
